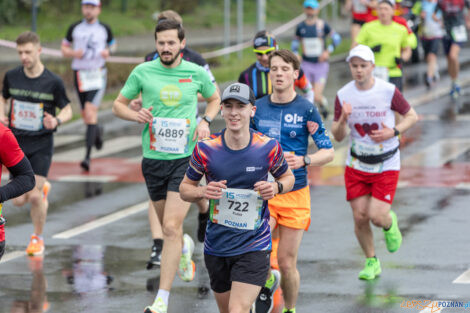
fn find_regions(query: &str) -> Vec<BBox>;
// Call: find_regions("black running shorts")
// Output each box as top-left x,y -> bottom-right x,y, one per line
73,68 -> 107,109
204,251 -> 270,293
16,134 -> 53,178
141,157 -> 190,202
0,240 -> 5,260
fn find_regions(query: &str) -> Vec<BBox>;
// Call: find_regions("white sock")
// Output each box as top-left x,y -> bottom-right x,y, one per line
156,289 -> 170,306
182,237 -> 189,254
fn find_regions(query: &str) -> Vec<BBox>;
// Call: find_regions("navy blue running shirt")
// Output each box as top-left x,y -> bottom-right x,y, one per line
186,129 -> 288,257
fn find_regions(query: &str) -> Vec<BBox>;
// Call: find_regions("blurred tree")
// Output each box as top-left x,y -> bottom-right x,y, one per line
0,0 -> 18,25
160,0 -> 199,14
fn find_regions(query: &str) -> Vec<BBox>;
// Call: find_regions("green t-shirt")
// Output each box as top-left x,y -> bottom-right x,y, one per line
120,59 -> 216,160
356,20 -> 410,77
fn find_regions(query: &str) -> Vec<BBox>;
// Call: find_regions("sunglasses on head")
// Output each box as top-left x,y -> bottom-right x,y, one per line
253,47 -> 275,56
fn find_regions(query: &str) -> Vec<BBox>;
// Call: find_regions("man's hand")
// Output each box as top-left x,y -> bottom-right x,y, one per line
74,49 -> 84,59
370,122 -> 394,142
340,101 -> 352,122
100,49 -> 110,59
284,152 -> 305,170
136,106 -> 154,124
194,120 -> 210,141
202,180 -> 227,199
319,50 -> 330,62
129,99 -> 143,112
43,112 -> 58,129
254,181 -> 277,200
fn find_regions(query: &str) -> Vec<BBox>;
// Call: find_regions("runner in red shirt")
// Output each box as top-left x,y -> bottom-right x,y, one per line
0,123 -> 35,260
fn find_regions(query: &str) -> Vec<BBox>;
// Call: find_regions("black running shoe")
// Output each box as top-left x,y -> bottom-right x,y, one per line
95,125 -> 104,150
252,269 -> 280,313
146,244 -> 162,270
80,158 -> 90,172
197,212 -> 209,243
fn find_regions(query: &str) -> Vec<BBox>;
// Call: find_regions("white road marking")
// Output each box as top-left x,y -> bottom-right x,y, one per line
0,201 -> 148,264
53,201 -> 148,239
0,250 -> 26,264
402,138 -> 470,167
54,135 -> 83,148
53,136 -> 141,162
57,175 -> 117,183
453,268 -> 470,284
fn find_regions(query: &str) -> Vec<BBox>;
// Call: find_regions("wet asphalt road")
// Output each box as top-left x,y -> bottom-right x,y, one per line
2,59 -> 470,313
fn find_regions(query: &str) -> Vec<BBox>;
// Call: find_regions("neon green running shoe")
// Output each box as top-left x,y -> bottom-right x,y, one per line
144,297 -> 167,313
178,234 -> 195,282
383,210 -> 402,253
358,257 -> 381,280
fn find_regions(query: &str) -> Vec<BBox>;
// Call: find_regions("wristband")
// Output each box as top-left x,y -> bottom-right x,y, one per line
276,181 -> 283,194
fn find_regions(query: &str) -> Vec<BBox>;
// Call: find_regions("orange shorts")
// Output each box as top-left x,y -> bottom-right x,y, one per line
268,186 -> 311,231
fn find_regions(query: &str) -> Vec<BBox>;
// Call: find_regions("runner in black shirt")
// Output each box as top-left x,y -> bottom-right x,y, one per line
0,31 -> 72,256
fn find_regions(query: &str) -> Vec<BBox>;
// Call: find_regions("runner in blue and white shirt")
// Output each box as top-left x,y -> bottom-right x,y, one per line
61,0 -> 116,172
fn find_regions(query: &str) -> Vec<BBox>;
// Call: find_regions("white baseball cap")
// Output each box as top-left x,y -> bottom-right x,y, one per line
346,45 -> 375,64
82,0 -> 100,6
379,0 -> 395,7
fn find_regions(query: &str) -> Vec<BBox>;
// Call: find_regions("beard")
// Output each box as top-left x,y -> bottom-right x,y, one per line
160,49 -> 181,66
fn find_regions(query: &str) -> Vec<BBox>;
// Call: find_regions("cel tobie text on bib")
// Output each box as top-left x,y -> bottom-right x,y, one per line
10,99 -> 44,131
350,139 -> 384,173
210,188 -> 264,231
451,25 -> 468,43
303,38 -> 324,58
373,66 -> 389,82
77,68 -> 104,92
150,117 -> 190,154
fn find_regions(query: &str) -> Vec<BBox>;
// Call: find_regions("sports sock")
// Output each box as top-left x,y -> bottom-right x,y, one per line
153,238 -> 163,249
182,237 -> 189,254
85,124 -> 97,159
155,289 -> 170,306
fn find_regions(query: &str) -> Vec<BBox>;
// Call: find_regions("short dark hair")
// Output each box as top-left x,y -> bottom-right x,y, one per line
269,49 -> 300,71
155,19 -> 185,41
16,31 -> 40,46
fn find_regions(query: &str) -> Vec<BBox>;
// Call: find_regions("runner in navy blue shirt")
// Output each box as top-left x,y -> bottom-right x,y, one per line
180,83 -> 294,313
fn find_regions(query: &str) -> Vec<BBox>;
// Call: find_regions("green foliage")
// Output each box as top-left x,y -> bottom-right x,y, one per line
0,0 -> 19,25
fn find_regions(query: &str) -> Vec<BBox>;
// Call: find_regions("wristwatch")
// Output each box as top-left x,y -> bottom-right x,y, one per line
393,127 -> 400,137
56,117 -> 62,126
303,155 -> 311,167
202,115 -> 212,125
276,181 -> 284,194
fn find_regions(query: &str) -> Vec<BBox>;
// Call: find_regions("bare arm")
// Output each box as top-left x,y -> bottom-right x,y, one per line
254,168 -> 295,200
56,104 -> 73,124
331,101 -> 351,142
0,96 -> 8,125
370,107 -> 418,142
401,46 -> 412,62
113,93 -> 153,124
180,177 -> 227,203
60,42 -> 83,59
194,90 -> 221,140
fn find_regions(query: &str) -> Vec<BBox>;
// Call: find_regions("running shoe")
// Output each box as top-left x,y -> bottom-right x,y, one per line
95,125 -> 104,150
282,309 -> 296,313
80,158 -> 90,172
42,181 -> 51,202
144,297 -> 167,313
383,210 -> 402,253
26,235 -> 44,256
450,83 -> 461,99
146,244 -> 162,270
252,269 -> 281,313
178,234 -> 195,282
358,257 -> 381,280
197,211 -> 209,243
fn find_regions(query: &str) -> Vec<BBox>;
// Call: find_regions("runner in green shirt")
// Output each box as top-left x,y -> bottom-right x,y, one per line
113,20 -> 220,313
355,0 -> 412,91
